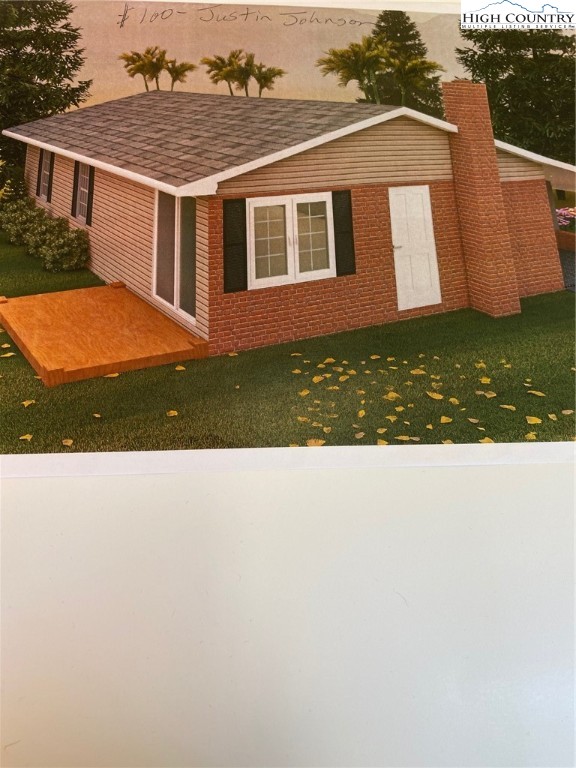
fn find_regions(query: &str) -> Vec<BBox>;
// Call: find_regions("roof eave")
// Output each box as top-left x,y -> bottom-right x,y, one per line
2,129 -> 181,195
494,139 -> 576,174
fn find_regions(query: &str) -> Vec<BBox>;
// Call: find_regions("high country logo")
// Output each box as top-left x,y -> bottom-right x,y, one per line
461,0 -> 575,28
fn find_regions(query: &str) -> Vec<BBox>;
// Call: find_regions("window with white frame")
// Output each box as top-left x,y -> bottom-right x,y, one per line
247,193 -> 336,289
74,163 -> 91,221
38,151 -> 53,200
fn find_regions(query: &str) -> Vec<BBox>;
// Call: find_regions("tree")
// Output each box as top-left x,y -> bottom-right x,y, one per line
371,11 -> 444,116
0,0 -> 91,166
165,59 -> 197,92
456,30 -> 575,164
201,50 -> 245,96
316,36 -> 390,104
202,50 -> 286,97
119,50 -> 152,92
252,63 -> 286,97
231,51 -> 256,97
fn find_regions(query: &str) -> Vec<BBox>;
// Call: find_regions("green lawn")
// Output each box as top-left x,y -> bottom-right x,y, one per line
1,231 -> 574,453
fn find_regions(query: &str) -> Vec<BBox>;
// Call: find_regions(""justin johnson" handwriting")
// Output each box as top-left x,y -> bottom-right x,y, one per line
117,4 -> 375,29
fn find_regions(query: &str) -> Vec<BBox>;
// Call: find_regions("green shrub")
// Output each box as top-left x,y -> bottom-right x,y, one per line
37,221 -> 90,272
0,197 -> 36,245
0,196 -> 90,271
0,163 -> 26,203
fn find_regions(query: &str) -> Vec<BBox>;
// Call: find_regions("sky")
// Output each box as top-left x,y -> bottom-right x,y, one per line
70,1 -> 466,105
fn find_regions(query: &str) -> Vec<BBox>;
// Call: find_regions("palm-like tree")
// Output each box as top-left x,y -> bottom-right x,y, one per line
381,49 -> 444,107
201,50 -> 244,96
165,59 -> 197,91
231,52 -> 256,96
316,36 -> 390,104
252,63 -> 286,97
119,46 -> 169,91
143,46 -> 168,91
119,50 -> 151,91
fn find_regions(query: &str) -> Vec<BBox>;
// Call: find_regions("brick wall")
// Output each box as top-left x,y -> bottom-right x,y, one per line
442,81 -> 521,317
556,230 -> 576,252
207,181 -> 469,355
502,179 -> 565,296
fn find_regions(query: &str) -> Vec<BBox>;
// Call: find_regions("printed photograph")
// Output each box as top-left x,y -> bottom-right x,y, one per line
0,0 -> 574,453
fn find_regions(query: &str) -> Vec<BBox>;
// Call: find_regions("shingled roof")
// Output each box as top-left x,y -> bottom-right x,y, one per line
4,91 -> 457,194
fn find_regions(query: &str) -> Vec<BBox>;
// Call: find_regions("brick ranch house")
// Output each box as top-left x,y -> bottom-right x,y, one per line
3,80 -> 573,355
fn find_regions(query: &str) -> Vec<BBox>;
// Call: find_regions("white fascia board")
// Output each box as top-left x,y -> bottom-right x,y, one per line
174,108 -> 459,198
494,139 -> 576,174
2,130 -> 180,195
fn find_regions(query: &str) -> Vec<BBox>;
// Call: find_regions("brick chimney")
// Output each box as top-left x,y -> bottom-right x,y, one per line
442,80 -> 521,317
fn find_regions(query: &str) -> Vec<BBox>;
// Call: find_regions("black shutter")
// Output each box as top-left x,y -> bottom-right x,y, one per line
223,198 -> 247,293
71,161 -> 80,216
332,190 -> 356,276
85,166 -> 95,226
36,149 -> 44,197
46,152 -> 55,203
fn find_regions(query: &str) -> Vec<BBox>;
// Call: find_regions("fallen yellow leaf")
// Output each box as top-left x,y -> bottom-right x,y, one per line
104,373 -> 119,378
323,427 -> 332,434
297,416 -> 309,423
357,409 -> 366,418
448,398 -> 460,405
387,357 -> 395,362
479,437 -> 494,443
175,365 -> 186,371
323,358 -> 336,364
527,390 -> 546,397
385,415 -> 398,423
1,343 -> 10,348
377,439 -> 389,445
312,376 -> 324,384
338,375 -> 349,382
62,439 -> 74,447
409,437 -> 421,442
19,434 -> 32,441
548,414 -> 558,421
440,416 -> 453,424
526,416 -> 542,424
426,391 -> 443,400
166,410 -> 178,417
395,405 -> 405,412
317,364 -> 326,369
227,352 -> 238,357
290,353 -> 302,357
312,421 -> 322,427
442,439 -> 454,444
93,413 -> 102,418
467,418 -> 480,424
383,391 -> 401,401
561,410 -> 574,415
500,405 -> 516,411
354,432 -> 365,439
0,352 -> 15,358
480,376 -> 491,384
326,386 -> 340,391
292,369 -> 301,374
21,400 -> 35,407
370,355 -> 380,360
525,432 -> 537,440
306,439 -> 325,447
475,362 -> 486,369
410,368 -> 426,375
395,435 -> 411,441
426,424 -> 433,430
485,391 -> 497,399
376,427 -> 387,434
298,389 -> 310,397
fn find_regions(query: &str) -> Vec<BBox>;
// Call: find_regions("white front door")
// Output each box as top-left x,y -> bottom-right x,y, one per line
388,185 -> 442,311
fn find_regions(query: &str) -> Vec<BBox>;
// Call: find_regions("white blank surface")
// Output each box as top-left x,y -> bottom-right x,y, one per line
1,463 -> 574,767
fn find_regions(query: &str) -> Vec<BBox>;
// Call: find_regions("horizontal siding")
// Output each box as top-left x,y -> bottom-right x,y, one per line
23,146 -> 208,339
218,117 -> 453,195
497,149 -> 544,180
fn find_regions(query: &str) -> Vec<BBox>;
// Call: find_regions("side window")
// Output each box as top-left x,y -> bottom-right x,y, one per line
36,150 -> 54,202
71,162 -> 95,225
